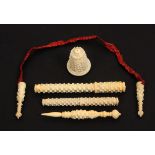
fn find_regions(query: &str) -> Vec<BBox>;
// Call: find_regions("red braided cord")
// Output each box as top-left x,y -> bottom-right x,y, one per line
18,35 -> 145,84
96,36 -> 145,84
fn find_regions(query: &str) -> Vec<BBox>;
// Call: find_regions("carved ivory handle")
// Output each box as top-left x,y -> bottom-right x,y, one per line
34,81 -> 126,93
42,97 -> 119,106
16,82 -> 26,119
41,109 -> 121,119
136,81 -> 144,117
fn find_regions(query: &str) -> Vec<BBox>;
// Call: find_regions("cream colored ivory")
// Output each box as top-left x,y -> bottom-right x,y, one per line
42,97 -> 119,106
41,109 -> 121,119
34,81 -> 126,93
136,81 -> 144,117
16,82 -> 26,119
67,47 -> 91,76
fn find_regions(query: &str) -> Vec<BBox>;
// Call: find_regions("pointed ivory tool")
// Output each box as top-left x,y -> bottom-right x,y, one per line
41,109 -> 121,120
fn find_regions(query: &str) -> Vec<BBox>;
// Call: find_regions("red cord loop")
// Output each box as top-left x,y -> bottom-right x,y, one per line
18,35 -> 145,84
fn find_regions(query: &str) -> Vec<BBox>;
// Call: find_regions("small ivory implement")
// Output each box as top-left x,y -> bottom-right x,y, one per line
34,81 -> 126,93
41,109 -> 121,119
42,97 -> 119,106
16,82 -> 26,119
136,81 -> 144,117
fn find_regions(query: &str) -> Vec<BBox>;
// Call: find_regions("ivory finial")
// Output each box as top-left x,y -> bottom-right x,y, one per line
16,82 -> 26,119
136,81 -> 144,117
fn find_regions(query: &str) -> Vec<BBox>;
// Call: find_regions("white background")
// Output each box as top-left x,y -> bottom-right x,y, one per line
0,0 -> 154,154
0,0 -> 155,24
0,132 -> 155,155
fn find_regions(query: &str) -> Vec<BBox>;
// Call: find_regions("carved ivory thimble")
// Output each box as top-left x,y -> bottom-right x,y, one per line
67,47 -> 91,76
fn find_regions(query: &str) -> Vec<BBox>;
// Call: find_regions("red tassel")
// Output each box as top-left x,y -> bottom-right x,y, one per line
18,35 -> 145,84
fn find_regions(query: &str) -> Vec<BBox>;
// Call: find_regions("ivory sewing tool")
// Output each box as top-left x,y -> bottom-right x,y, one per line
34,81 -> 126,93
136,81 -> 144,117
41,109 -> 121,119
42,97 -> 119,106
67,47 -> 91,76
16,82 -> 26,119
